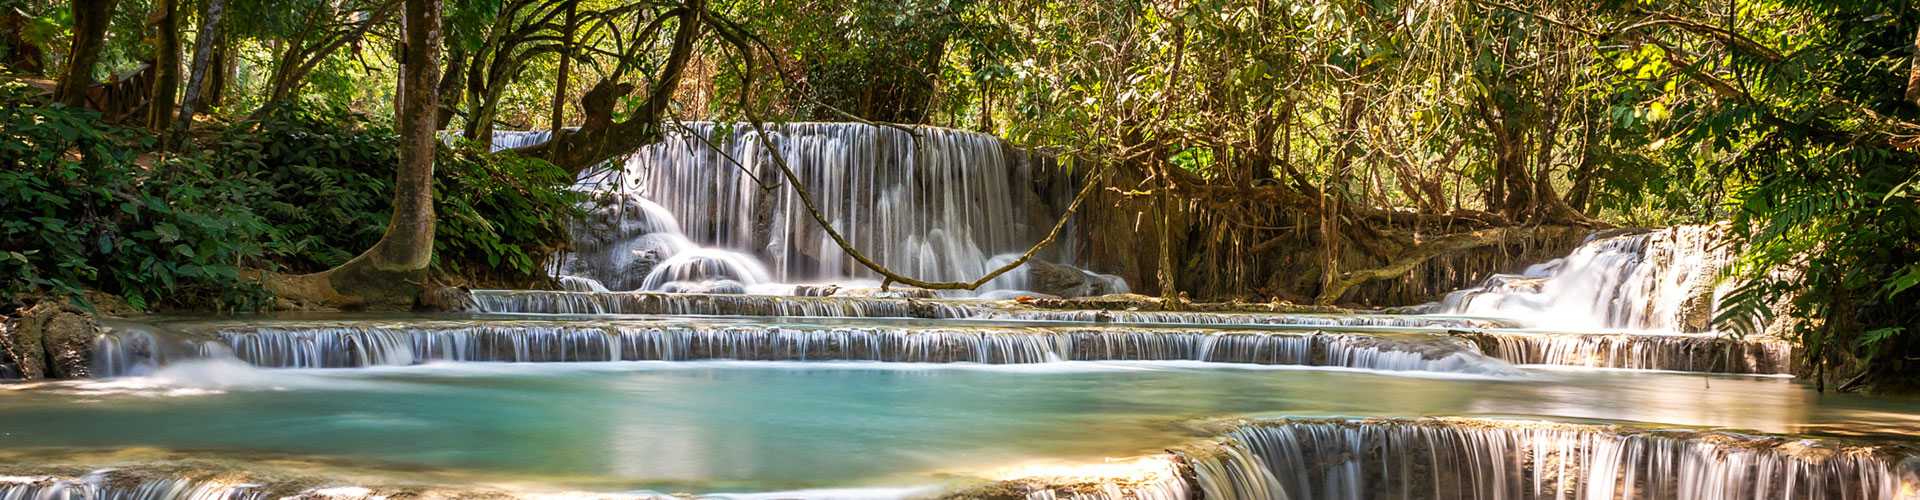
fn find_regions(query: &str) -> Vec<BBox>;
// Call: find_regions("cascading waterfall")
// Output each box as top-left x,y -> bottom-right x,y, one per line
497,124 -> 1123,296
86,320 -> 1797,376
1468,331 -> 1794,374
1180,418 -> 1920,500
124,323 -> 1512,374
0,471 -> 264,500
466,290 -> 1509,328
1429,226 -> 1731,332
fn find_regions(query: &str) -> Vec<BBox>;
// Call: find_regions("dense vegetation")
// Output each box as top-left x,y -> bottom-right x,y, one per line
0,0 -> 1914,387
0,84 -> 578,311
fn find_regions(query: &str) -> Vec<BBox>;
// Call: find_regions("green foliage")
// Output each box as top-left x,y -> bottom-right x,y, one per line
1698,0 -> 1920,383
0,83 -> 274,311
212,103 -> 583,286
0,86 -> 581,310
211,103 -> 396,272
432,142 -> 583,284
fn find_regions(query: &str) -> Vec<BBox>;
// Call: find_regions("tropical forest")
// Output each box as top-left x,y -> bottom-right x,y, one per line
1,0 -> 1918,497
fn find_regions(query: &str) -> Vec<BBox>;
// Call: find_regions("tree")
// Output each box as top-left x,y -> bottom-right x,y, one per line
147,0 -> 181,134
175,0 -> 228,134
503,0 -> 706,173
53,0 -> 117,107
267,0 -> 441,307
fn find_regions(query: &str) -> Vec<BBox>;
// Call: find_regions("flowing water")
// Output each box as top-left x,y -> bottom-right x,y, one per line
1426,226 -> 1734,332
497,124 -> 1121,296
6,127 -> 1917,498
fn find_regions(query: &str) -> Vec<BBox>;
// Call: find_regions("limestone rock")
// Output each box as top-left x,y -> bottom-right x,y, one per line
0,302 -> 102,380
0,311 -> 42,380
1026,260 -> 1093,298
418,286 -> 477,313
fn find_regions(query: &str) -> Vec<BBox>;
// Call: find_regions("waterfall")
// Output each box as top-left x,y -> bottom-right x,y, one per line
467,290 -> 1510,329
0,471 -> 264,500
1430,226 -> 1732,332
169,323 -> 1513,374
497,123 -> 1118,296
1468,331 -> 1794,374
1180,418 -> 1920,500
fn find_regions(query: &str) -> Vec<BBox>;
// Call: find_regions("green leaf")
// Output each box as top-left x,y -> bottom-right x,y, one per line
1887,265 -> 1920,298
155,223 -> 183,242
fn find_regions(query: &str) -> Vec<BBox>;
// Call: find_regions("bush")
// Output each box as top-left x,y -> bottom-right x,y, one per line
211,104 -> 396,272
213,103 -> 583,288
0,83 -> 275,312
432,142 -> 583,286
1,90 -> 582,312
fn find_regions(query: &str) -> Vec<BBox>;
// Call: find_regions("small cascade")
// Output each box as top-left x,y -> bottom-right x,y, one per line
191,323 -> 1511,373
471,290 -> 982,317
89,321 -> 231,378
0,471 -> 264,500
467,290 -> 1509,329
1430,226 -> 1732,332
1468,331 -> 1795,374
1181,418 -> 1920,500
557,275 -> 611,292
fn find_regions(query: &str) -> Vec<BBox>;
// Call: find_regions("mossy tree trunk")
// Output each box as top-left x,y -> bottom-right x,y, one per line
147,0 -> 181,136
54,0 -> 117,107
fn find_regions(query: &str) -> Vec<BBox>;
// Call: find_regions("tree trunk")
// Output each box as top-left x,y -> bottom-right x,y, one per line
381,0 -> 442,277
54,0 -> 117,107
549,0 -> 578,134
267,0 -> 441,308
505,5 -> 703,174
1908,25 -> 1920,107
148,0 -> 182,135
206,33 -> 230,107
175,0 -> 227,136
435,45 -> 467,129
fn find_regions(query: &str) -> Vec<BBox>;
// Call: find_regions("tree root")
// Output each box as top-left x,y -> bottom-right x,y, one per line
1313,225 -> 1581,305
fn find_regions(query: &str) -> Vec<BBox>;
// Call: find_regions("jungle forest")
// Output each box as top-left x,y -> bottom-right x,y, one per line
1,0 -> 1919,498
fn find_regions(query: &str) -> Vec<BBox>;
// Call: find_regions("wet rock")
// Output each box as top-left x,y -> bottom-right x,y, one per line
0,312 -> 38,380
417,286 -> 476,313
0,302 -> 101,380
837,287 -> 939,299
792,284 -> 841,297
1025,259 -> 1093,298
660,280 -> 747,294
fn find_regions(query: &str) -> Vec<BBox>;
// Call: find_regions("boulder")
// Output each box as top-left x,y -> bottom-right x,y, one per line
0,302 -> 102,380
0,311 -> 42,380
1026,260 -> 1093,298
418,286 -> 477,313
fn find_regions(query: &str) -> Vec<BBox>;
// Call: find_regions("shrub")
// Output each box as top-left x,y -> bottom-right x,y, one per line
0,83 -> 274,311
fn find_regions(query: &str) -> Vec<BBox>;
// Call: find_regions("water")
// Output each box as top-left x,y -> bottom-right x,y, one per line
1428,226 -> 1732,332
5,359 -> 1917,496
1184,418 -> 1920,500
503,124 -> 1120,295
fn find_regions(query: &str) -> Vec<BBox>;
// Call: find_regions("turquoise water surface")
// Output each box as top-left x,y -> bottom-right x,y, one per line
4,358 -> 1917,494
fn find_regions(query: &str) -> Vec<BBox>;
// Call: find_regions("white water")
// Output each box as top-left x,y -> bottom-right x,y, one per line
133,323 -> 1517,376
1431,226 -> 1733,332
1183,418 -> 1920,500
496,124 -> 1121,296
